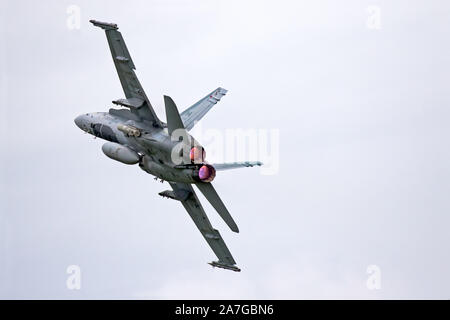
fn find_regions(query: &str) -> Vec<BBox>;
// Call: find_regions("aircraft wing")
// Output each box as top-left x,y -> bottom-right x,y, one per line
212,161 -> 263,171
90,20 -> 162,127
168,182 -> 240,272
180,87 -> 228,131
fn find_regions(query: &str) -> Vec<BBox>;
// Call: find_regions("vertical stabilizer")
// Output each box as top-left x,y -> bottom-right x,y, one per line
164,95 -> 185,136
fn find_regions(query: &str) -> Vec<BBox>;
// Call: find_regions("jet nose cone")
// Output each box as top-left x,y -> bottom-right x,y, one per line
74,115 -> 85,130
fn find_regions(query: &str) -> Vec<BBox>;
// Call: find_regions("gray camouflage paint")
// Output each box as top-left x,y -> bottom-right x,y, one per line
74,20 -> 262,272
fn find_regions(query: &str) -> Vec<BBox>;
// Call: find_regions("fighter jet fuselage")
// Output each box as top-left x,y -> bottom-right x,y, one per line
75,111 -> 213,184
74,20 -> 262,272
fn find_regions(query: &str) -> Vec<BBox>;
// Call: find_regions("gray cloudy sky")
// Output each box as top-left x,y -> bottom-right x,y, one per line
1,0 -> 450,299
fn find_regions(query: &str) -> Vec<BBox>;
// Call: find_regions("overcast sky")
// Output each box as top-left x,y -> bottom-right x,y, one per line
1,0 -> 450,299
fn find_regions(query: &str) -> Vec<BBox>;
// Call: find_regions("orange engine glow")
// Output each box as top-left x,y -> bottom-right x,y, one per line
190,147 -> 205,163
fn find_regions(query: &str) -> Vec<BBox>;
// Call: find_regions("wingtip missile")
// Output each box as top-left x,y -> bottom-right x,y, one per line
208,261 -> 241,272
89,19 -> 118,30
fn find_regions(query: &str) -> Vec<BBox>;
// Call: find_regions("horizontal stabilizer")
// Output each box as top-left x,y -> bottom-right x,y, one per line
196,182 -> 239,233
212,161 -> 263,171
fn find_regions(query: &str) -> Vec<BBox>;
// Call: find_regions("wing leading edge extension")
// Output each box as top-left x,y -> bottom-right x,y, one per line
168,182 -> 240,272
90,20 -> 162,127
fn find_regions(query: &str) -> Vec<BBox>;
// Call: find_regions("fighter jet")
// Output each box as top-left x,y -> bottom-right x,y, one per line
74,20 -> 262,272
